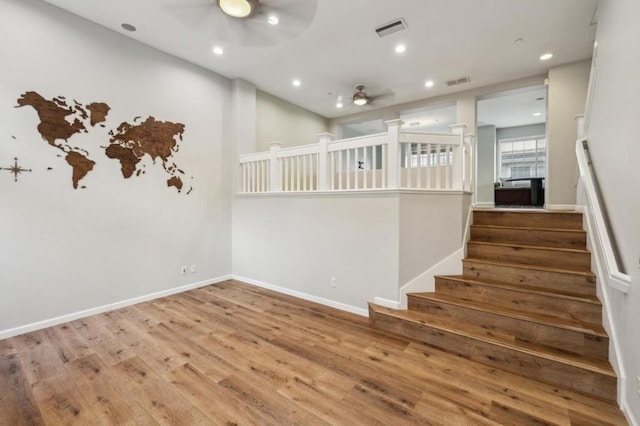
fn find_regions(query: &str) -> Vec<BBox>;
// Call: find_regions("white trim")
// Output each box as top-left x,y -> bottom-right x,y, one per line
237,189 -> 471,197
473,202 -> 495,208
575,140 -> 630,292
543,204 -> 577,211
397,206 -> 472,309
232,275 -> 369,317
577,203 -> 631,416
0,275 -> 232,340
373,297 -> 400,310
622,399 -> 639,426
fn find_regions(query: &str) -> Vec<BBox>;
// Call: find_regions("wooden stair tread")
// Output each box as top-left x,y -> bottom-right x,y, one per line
467,240 -> 590,254
473,209 -> 582,215
464,258 -> 596,277
435,275 -> 601,305
369,303 -> 615,377
471,224 -> 586,234
406,293 -> 606,337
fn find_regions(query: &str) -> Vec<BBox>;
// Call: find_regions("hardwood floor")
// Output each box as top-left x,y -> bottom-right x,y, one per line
0,280 -> 627,425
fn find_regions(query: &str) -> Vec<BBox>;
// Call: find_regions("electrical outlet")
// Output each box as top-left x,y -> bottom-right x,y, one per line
181,266 -> 187,275
330,277 -> 337,288
190,265 -> 197,273
637,376 -> 640,395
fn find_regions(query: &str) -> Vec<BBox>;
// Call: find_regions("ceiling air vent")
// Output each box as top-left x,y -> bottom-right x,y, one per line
375,18 -> 407,38
446,76 -> 471,87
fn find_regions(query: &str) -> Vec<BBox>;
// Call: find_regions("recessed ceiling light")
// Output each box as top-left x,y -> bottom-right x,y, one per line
336,102 -> 343,108
395,44 -> 406,54
533,112 -> 543,117
514,38 -> 524,45
267,15 -> 279,25
121,23 -> 136,32
540,53 -> 553,61
292,79 -> 301,87
213,46 -> 224,55
425,80 -> 435,88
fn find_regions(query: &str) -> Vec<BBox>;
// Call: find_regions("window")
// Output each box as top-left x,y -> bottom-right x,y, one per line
498,136 -> 546,179
407,146 -> 453,167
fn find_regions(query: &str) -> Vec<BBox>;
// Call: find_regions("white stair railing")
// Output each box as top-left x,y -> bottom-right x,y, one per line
239,121 -> 474,194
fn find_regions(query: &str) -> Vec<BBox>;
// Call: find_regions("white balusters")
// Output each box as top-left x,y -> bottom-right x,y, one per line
238,123 -> 472,194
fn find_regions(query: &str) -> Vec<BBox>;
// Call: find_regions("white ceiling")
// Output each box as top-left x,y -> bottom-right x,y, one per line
478,85 -> 547,129
41,0 -> 597,119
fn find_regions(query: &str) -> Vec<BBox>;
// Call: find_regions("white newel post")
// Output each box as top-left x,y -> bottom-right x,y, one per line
268,142 -> 283,192
450,123 -> 467,190
385,119 -> 403,189
317,133 -> 334,191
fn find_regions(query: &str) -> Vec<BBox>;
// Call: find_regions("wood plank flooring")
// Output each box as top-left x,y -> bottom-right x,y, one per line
0,280 -> 627,425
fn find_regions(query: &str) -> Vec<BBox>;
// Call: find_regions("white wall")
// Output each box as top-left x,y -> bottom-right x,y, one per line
0,0 -> 232,335
232,194 -> 400,314
232,192 -> 471,313
476,126 -> 496,205
399,193 -> 470,284
256,90 -> 329,152
547,60 -> 591,207
583,0 -> 640,421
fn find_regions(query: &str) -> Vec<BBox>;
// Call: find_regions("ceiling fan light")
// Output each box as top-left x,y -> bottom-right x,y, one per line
218,0 -> 253,18
353,92 -> 368,106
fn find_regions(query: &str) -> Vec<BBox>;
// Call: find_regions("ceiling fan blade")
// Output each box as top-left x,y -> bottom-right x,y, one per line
161,0 -> 318,47
369,89 -> 396,105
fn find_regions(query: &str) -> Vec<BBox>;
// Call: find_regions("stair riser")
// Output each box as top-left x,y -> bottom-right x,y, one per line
371,311 -> 616,402
407,296 -> 608,360
467,243 -> 591,272
435,278 -> 602,324
473,211 -> 583,230
462,260 -> 596,295
470,226 -> 586,249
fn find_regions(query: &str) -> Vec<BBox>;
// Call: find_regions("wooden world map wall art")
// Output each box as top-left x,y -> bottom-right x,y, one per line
14,91 -> 192,194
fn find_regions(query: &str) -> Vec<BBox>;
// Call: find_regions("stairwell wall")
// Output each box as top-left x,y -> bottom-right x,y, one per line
547,60 -> 591,208
582,0 -> 640,421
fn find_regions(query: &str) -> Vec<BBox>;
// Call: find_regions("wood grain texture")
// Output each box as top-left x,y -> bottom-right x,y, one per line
434,276 -> 603,325
462,258 -> 597,295
470,224 -> 587,249
467,241 -> 591,271
370,209 -> 622,406
472,210 -> 584,229
0,280 -> 626,425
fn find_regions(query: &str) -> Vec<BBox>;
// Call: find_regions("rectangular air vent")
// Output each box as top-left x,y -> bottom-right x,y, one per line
446,76 -> 471,87
375,18 -> 407,38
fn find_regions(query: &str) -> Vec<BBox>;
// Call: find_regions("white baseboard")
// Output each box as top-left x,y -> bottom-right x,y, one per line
0,275 -> 232,340
232,275 -> 369,317
373,297 -> 400,310
544,203 -> 577,211
473,202 -> 495,208
622,399 -> 639,426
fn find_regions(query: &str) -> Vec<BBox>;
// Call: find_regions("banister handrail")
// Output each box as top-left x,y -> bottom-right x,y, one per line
575,139 -> 630,293
238,124 -> 474,194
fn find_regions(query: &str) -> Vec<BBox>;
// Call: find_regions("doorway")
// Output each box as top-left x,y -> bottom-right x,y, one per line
476,85 -> 547,207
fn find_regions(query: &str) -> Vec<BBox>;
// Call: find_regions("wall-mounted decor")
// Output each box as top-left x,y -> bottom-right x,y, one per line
0,157 -> 31,182
16,91 -> 191,193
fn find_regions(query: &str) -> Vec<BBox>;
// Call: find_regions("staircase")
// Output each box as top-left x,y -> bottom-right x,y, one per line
369,209 -> 617,403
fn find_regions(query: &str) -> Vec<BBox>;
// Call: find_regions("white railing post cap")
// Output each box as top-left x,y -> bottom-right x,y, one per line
385,119 -> 404,127
317,132 -> 335,140
268,142 -> 284,150
449,123 -> 468,134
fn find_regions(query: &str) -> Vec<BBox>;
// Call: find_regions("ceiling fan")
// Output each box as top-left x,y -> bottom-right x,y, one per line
162,0 -> 318,47
351,85 -> 395,107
